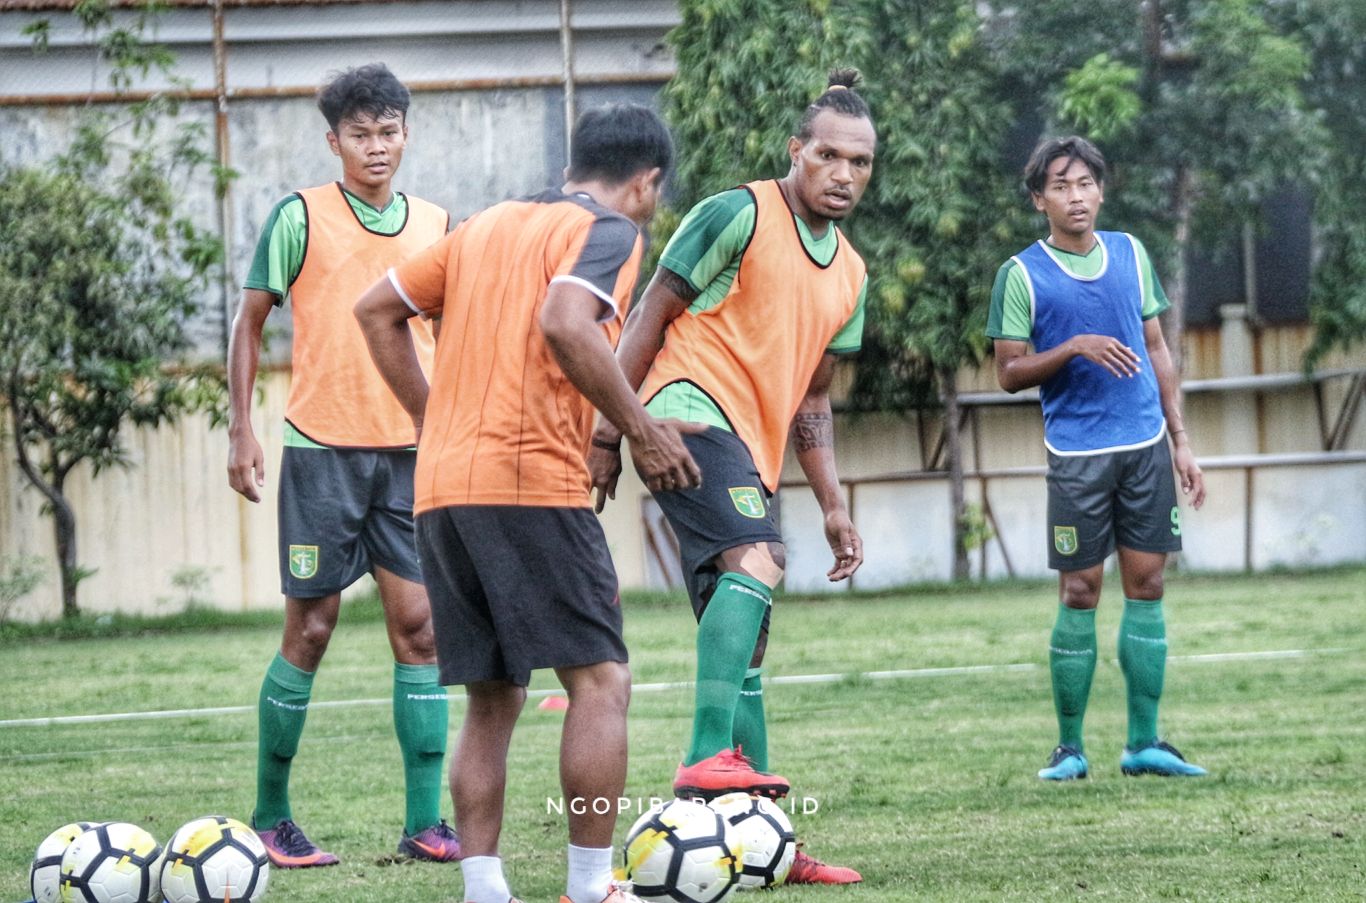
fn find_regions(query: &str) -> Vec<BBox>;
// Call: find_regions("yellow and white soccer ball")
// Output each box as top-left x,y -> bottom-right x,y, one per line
707,793 -> 797,888
29,821 -> 97,903
622,798 -> 740,903
160,816 -> 270,903
59,821 -> 162,903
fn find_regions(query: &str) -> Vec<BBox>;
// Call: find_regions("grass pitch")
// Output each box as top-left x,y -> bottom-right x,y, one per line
1,567 -> 1363,901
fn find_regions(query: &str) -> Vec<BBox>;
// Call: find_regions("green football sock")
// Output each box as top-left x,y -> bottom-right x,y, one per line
731,667 -> 768,772
1119,597 -> 1167,749
254,652 -> 314,830
393,662 -> 449,834
1049,604 -> 1097,752
685,573 -> 770,767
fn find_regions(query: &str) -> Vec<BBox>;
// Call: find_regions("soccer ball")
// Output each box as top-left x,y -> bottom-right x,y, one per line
60,821 -> 163,903
707,793 -> 796,888
160,816 -> 270,903
29,822 -> 98,903
622,798 -> 740,903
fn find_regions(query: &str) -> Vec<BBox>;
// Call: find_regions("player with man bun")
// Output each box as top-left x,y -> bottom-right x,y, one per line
589,69 -> 875,885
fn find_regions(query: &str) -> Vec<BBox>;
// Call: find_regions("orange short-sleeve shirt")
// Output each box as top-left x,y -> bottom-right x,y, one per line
389,189 -> 643,512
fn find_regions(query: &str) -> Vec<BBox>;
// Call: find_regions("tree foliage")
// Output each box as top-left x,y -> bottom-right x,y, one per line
0,0 -> 227,618
1280,0 -> 1366,368
992,0 -> 1325,367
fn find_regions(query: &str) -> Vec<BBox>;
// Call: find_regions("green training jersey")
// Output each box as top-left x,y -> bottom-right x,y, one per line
243,186 -> 411,304
986,235 -> 1169,341
647,187 -> 868,431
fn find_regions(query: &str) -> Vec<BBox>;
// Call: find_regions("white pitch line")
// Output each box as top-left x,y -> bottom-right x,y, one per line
0,647 -> 1342,730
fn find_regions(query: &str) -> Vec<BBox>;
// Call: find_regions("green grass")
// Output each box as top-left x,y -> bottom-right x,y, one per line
2,568 -> 1363,902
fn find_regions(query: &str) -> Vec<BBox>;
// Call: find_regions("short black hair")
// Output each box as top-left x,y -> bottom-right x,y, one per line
566,104 -> 674,185
796,68 -> 874,141
317,63 -> 411,133
1023,136 -> 1107,195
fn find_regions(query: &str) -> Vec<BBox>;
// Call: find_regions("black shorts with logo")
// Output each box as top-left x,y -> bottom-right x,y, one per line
277,444 -> 423,598
651,427 -> 781,627
415,505 -> 628,688
1046,437 -> 1183,571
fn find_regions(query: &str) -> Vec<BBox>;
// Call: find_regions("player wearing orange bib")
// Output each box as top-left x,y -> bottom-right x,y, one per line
589,70 -> 875,886
355,104 -> 698,903
226,64 -> 459,868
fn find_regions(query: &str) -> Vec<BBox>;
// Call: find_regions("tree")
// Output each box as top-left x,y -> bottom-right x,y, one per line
0,2 -> 227,618
660,0 -> 841,211
993,0 -> 1325,372
1281,0 -> 1366,369
842,0 -> 1031,579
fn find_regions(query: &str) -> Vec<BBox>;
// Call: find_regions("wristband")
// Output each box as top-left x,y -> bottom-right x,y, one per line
591,437 -> 622,452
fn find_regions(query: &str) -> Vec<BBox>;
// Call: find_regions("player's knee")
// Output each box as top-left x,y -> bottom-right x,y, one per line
726,542 -> 785,588
394,616 -> 437,661
1059,573 -> 1100,609
560,660 -> 632,710
291,620 -> 334,662
1128,570 -> 1165,600
466,681 -> 527,719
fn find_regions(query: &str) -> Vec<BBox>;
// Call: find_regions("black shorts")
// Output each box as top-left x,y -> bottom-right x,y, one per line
1046,438 -> 1183,571
415,505 -> 628,687
277,444 -> 423,598
651,427 -> 781,627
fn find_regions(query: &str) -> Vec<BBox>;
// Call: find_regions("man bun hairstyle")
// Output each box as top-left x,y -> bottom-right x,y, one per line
318,63 -> 411,133
796,67 -> 873,141
566,103 -> 674,185
1024,135 -> 1107,195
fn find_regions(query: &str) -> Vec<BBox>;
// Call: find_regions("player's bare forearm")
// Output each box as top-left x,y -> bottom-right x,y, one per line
541,281 -> 702,492
793,354 -> 852,518
1144,318 -> 1187,437
597,267 -> 696,444
1144,318 -> 1206,508
226,289 -> 275,436
995,334 -> 1141,392
226,289 -> 275,501
792,408 -> 845,516
354,280 -> 429,428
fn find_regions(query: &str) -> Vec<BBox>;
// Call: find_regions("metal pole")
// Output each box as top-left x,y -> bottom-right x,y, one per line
212,0 -> 233,356
560,0 -> 576,163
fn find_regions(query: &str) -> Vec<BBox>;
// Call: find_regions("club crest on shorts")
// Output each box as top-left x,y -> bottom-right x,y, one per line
1054,526 -> 1078,556
289,544 -> 319,579
728,487 -> 766,519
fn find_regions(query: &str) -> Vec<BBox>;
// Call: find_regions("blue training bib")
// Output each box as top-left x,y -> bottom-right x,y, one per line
1013,232 -> 1165,454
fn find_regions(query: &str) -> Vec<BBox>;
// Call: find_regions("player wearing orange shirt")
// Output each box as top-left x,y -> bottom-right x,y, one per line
354,105 -> 698,903
226,63 -> 459,868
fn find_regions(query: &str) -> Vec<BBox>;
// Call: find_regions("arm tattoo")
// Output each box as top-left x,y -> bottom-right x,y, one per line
657,266 -> 701,302
790,412 -> 834,452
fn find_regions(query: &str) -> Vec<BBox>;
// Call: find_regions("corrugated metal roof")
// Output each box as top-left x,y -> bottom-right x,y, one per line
0,0 -> 679,100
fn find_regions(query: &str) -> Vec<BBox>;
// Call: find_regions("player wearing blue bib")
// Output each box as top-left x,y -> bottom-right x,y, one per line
987,136 -> 1208,780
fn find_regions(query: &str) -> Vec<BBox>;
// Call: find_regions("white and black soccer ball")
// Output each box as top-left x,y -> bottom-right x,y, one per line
160,815 -> 270,903
29,821 -> 98,903
622,798 -> 740,903
59,821 -> 162,903
707,793 -> 797,888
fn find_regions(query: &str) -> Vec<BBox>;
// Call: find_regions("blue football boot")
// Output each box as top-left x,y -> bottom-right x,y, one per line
1038,744 -> 1089,780
1121,740 -> 1207,777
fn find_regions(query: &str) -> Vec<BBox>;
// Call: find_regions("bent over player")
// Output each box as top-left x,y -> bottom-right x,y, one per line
226,64 -> 459,866
987,135 -> 1208,781
589,70 -> 874,885
355,104 -> 699,903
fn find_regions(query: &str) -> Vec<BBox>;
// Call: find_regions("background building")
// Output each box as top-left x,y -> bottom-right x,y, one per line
1,0 -> 1362,620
